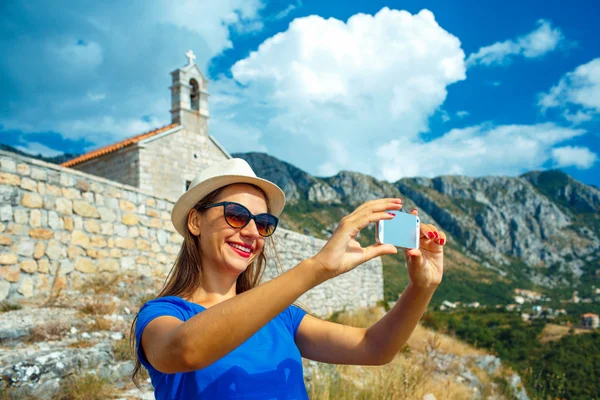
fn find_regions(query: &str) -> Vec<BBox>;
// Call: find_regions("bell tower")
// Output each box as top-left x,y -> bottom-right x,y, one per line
170,50 -> 209,134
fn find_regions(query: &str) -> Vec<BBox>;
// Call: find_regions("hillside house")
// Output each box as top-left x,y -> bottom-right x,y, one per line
581,313 -> 599,329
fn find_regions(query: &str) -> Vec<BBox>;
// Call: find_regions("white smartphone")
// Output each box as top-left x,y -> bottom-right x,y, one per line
375,211 -> 420,249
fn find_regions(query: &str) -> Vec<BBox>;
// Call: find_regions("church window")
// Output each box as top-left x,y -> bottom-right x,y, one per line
190,79 -> 200,111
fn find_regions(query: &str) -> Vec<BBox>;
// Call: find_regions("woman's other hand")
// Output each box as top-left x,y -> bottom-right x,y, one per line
311,198 -> 402,279
403,208 -> 445,289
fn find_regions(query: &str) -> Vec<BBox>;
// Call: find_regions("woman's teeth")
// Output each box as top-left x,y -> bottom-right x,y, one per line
229,243 -> 251,253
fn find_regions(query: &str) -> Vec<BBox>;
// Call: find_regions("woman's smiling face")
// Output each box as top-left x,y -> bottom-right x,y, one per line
191,183 -> 268,278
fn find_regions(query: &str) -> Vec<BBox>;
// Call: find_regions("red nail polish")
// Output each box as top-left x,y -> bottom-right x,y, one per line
427,232 -> 434,239
434,232 -> 439,239
440,239 -> 445,245
387,212 -> 395,216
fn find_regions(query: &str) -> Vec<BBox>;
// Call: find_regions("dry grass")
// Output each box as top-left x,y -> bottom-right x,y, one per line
56,373 -> 114,400
25,320 -> 71,343
68,340 -> 95,349
78,274 -> 124,296
79,299 -> 118,316
113,338 -> 134,361
0,301 -> 22,313
312,306 -> 503,400
86,317 -> 113,332
538,323 -> 590,343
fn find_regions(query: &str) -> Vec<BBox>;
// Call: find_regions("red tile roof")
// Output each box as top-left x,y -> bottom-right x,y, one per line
582,313 -> 599,318
61,123 -> 179,167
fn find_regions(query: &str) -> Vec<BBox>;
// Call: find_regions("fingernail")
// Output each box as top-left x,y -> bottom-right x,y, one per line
427,232 -> 435,239
440,239 -> 445,245
387,212 -> 395,216
434,232 -> 439,239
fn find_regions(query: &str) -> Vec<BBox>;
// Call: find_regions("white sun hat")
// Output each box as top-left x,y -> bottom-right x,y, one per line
171,158 -> 286,236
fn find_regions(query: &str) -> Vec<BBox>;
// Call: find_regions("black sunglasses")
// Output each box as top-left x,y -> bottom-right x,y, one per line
201,201 -> 279,237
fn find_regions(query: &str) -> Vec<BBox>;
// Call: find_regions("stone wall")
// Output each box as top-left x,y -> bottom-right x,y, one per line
138,128 -> 229,199
0,150 -> 383,317
71,147 -> 140,189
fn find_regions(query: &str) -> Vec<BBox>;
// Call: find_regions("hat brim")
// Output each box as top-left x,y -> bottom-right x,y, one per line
171,175 -> 286,236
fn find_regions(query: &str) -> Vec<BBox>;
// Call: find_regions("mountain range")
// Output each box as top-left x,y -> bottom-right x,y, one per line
233,152 -> 600,310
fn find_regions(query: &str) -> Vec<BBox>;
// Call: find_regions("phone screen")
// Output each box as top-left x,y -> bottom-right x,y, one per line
376,211 -> 420,249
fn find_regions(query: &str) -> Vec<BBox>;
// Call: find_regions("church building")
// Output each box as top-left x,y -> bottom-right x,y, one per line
61,51 -> 231,200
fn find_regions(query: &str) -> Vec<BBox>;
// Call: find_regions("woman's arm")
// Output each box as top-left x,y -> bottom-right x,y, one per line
296,209 -> 445,365
295,283 -> 436,365
142,198 -> 403,374
142,258 -> 326,373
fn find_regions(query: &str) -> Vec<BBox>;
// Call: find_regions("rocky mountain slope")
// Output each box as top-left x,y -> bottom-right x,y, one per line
234,152 -> 600,306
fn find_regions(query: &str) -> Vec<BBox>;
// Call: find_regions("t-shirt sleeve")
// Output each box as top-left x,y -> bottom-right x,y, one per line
287,304 -> 308,339
135,297 -> 186,370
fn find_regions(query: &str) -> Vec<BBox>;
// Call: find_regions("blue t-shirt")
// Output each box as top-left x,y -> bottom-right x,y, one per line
135,296 -> 309,399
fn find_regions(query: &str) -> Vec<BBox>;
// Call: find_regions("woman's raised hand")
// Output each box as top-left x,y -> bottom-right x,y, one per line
311,198 -> 403,279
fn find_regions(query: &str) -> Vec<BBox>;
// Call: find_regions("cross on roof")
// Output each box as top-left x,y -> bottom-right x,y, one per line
186,50 -> 196,66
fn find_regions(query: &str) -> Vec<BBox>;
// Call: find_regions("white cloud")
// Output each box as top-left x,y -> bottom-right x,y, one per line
467,19 -> 565,67
212,8 -> 466,177
0,0 -> 266,146
552,146 -> 598,169
15,142 -> 63,158
456,110 -> 469,118
538,58 -> 600,123
375,123 -> 592,181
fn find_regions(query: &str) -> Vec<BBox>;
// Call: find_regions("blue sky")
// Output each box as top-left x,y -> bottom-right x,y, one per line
1,0 -> 599,187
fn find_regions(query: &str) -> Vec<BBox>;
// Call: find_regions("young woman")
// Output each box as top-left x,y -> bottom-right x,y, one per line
131,158 -> 445,399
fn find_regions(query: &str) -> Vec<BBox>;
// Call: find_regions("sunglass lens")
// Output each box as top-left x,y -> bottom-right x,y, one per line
255,214 -> 277,237
224,203 -> 250,228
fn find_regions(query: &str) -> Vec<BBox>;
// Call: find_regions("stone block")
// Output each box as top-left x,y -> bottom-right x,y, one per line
63,216 -> 74,231
75,179 -> 90,192
7,223 -> 28,236
148,218 -> 162,229
122,213 -> 139,226
29,209 -> 42,227
33,242 -> 45,259
58,259 -> 74,275
20,177 -> 37,191
95,193 -> 105,206
98,259 -> 119,272
71,230 -> 90,248
136,238 -> 151,251
86,248 -> 97,258
74,257 -> 96,273
37,182 -> 46,195
29,228 -> 53,240
67,246 -> 85,259
82,192 -> 94,202
19,259 -> 37,273
31,168 -> 47,181
38,258 -> 50,273
0,280 -> 10,301
114,224 -> 128,237
115,237 -> 135,250
46,184 -> 62,196
157,230 -> 167,246
146,208 -> 159,218
121,256 -> 135,271
73,216 -> 83,230
17,239 -> 35,257
35,274 -> 50,292
136,255 -> 148,265
109,248 -> 121,258
146,198 -> 156,207
18,276 -> 34,298
0,172 -> 21,186
119,200 -> 136,212
14,209 -> 28,224
48,211 -> 60,229
60,173 -> 74,187
128,227 -> 139,238
90,236 -> 107,248
46,240 -> 65,260
55,198 -> 73,215
97,207 -> 116,222
0,265 -> 20,281
73,201 -> 100,218
100,223 -> 113,235
21,192 -> 43,208
61,187 -> 81,199
1,158 -> 16,173
0,205 -> 12,221
16,164 -> 30,176
84,219 -> 101,234
0,235 -> 12,246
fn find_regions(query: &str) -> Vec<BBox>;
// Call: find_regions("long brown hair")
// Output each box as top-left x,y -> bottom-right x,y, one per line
130,184 -> 282,387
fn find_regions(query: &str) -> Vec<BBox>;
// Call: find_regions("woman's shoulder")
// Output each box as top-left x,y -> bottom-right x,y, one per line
139,295 -> 204,319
